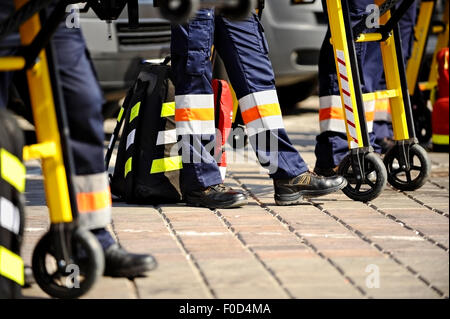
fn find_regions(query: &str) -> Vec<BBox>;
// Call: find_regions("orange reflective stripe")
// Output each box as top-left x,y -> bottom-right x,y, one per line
320,106 -> 375,122
175,108 -> 215,122
241,103 -> 281,124
319,107 -> 345,121
77,187 -> 112,214
375,98 -> 391,113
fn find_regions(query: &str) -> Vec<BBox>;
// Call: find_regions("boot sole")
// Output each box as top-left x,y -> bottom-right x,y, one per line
104,260 -> 158,279
185,195 -> 248,209
275,179 -> 348,206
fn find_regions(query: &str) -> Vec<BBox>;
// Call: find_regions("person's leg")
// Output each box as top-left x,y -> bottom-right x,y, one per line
52,23 -> 156,277
214,13 -> 307,180
215,13 -> 346,205
171,9 -> 247,208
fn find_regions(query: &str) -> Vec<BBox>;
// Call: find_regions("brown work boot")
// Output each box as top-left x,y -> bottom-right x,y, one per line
274,171 -> 347,206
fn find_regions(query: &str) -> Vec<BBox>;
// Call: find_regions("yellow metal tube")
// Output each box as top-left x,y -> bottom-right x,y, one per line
356,33 -> 383,43
326,0 -> 364,149
0,56 -> 25,71
15,0 -> 73,224
379,8 -> 409,141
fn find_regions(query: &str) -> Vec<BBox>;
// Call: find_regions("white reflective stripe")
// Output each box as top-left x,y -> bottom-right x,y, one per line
126,129 -> 136,151
156,129 -> 177,145
319,95 -> 342,109
320,119 -> 347,133
338,63 -> 348,80
246,115 -> 285,136
0,197 -> 20,235
219,166 -> 227,181
108,134 -> 115,150
374,111 -> 392,122
73,172 -> 110,194
176,120 -> 216,135
175,94 -> 214,109
344,106 -> 355,124
350,140 -> 359,149
336,49 -> 345,62
239,90 -> 279,112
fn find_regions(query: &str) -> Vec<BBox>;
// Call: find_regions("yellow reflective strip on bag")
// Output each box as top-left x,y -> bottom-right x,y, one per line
0,148 -> 25,193
432,134 -> 449,145
161,102 -> 176,117
150,156 -> 183,174
129,102 -> 141,123
117,107 -> 125,122
124,157 -> 132,178
0,245 -> 24,286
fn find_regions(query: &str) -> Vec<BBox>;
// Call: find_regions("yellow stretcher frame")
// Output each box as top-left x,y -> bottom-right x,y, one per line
407,0 -> 449,96
327,0 -> 411,148
0,0 -> 74,224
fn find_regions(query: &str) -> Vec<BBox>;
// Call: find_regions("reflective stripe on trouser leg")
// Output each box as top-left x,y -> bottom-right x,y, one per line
171,10 -> 223,192
73,173 -> 112,230
214,14 -> 307,179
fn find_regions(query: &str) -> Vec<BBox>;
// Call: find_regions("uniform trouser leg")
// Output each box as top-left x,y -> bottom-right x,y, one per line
51,25 -> 113,248
171,10 -> 308,193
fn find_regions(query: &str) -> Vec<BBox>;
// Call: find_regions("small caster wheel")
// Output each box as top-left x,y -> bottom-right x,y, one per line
159,0 -> 200,24
32,228 -> 104,299
383,143 -> 431,191
219,0 -> 257,20
338,152 -> 387,202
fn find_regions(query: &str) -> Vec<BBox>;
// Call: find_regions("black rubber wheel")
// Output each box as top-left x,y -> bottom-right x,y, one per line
220,0 -> 256,20
32,228 -> 104,299
384,143 -> 431,191
338,152 -> 387,202
159,0 -> 199,24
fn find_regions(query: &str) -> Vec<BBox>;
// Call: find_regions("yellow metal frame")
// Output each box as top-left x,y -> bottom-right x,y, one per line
327,0 -> 411,145
326,0 -> 365,149
407,0 -> 449,96
0,0 -> 74,224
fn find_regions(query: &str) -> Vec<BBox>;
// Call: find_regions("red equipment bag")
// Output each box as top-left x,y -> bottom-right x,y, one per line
432,48 -> 449,151
212,79 -> 234,181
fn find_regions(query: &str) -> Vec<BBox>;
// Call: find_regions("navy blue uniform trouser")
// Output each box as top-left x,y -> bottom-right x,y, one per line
0,4 -> 114,248
171,10 -> 308,192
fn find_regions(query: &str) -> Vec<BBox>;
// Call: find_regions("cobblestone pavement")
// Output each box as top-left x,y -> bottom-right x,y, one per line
21,97 -> 449,299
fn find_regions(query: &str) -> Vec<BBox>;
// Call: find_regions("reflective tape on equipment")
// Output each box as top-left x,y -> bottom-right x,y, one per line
0,197 -> 20,235
0,148 -> 25,193
0,245 -> 24,286
129,102 -> 141,123
432,134 -> 449,145
125,157 -> 132,178
117,107 -> 125,122
150,156 -> 183,174
161,102 -> 176,117
156,129 -> 177,146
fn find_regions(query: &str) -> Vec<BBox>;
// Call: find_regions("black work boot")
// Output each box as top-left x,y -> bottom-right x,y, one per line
184,184 -> 248,209
274,171 -> 347,206
103,244 -> 157,278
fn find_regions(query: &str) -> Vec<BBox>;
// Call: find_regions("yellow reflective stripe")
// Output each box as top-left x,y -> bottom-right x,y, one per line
0,148 -> 25,193
124,157 -> 132,178
150,156 -> 183,174
161,102 -> 175,117
117,107 -> 125,122
129,102 -> 141,123
432,134 -> 449,145
0,246 -> 24,286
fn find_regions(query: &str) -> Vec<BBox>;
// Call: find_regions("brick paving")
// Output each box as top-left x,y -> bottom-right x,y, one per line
21,97 -> 449,299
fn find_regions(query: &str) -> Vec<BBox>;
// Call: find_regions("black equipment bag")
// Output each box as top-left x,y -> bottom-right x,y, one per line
0,108 -> 25,298
105,60 -> 182,204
